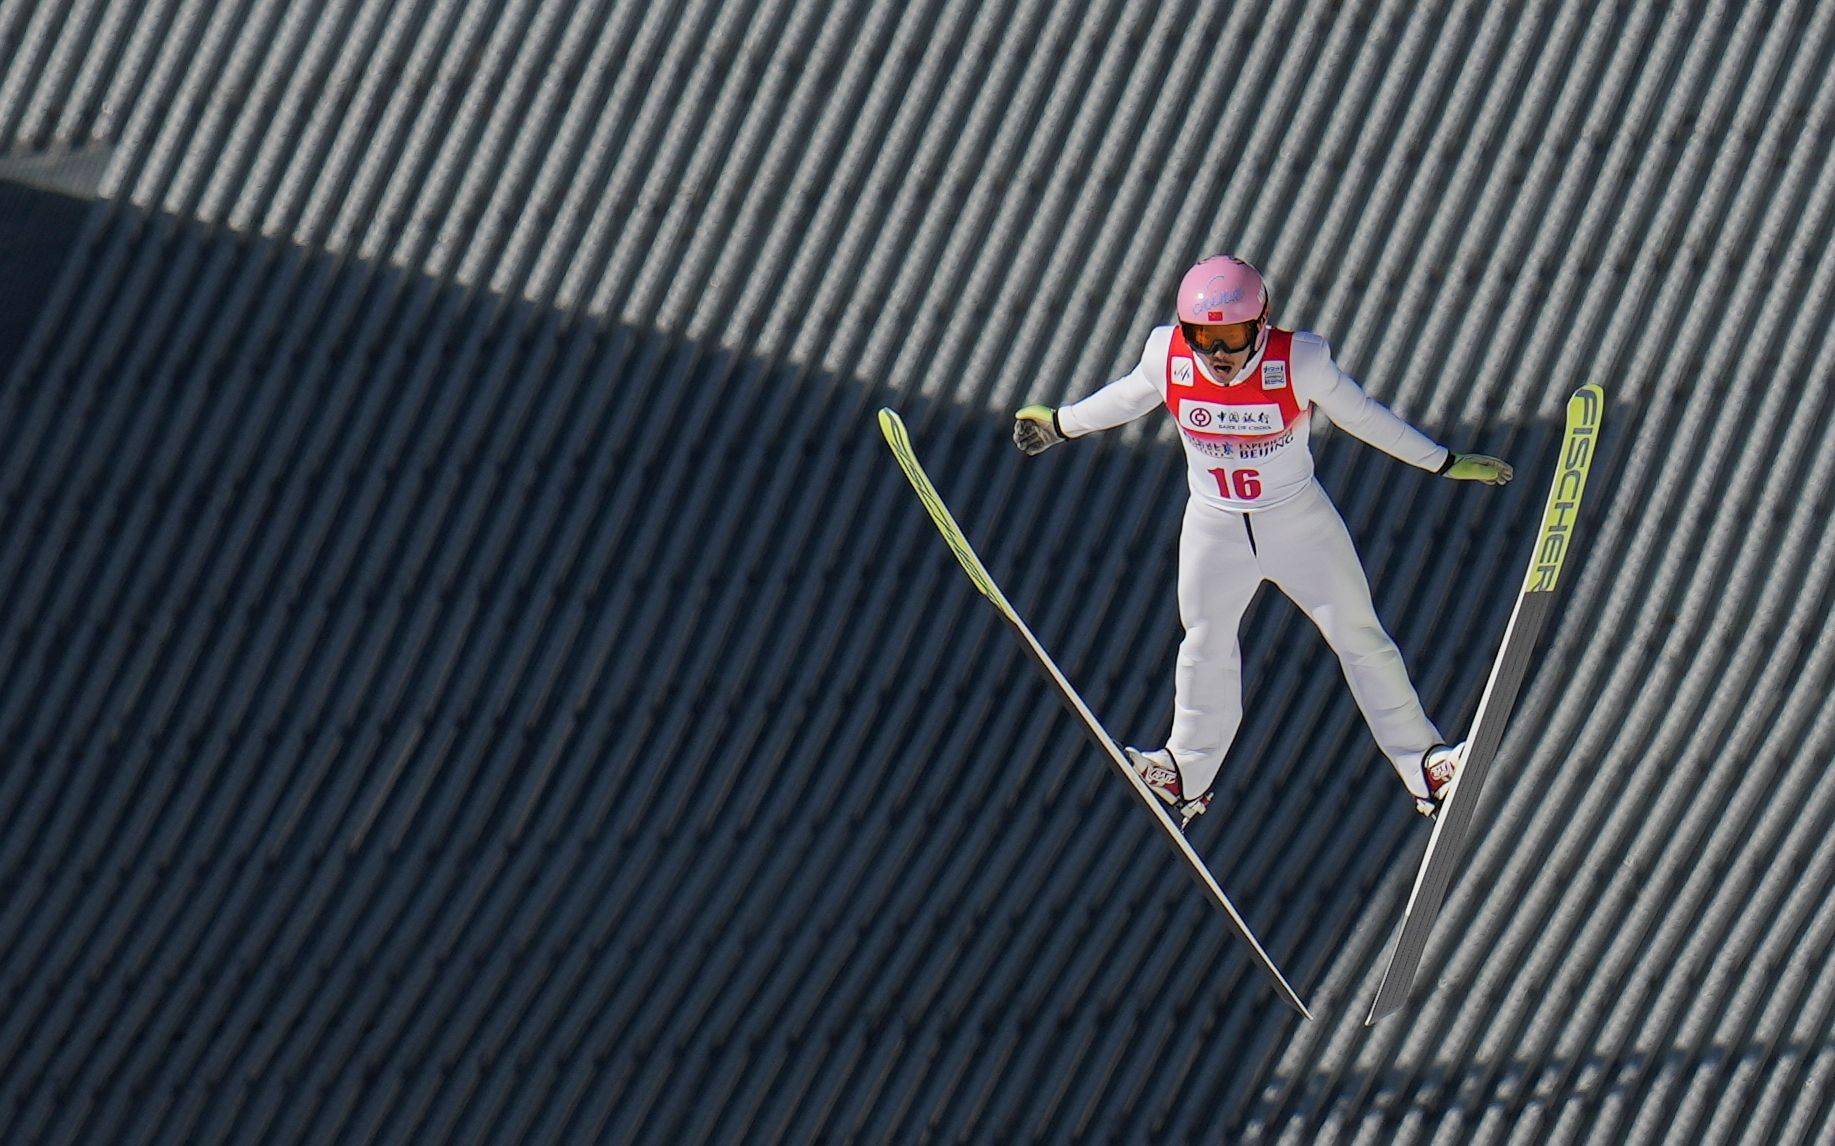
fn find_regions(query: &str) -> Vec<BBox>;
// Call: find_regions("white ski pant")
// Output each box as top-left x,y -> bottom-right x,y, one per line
1167,481 -> 1440,799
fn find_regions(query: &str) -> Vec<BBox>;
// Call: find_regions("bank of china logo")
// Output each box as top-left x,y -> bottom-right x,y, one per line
1171,358 -> 1194,387
1261,360 -> 1287,390
1181,401 -> 1282,436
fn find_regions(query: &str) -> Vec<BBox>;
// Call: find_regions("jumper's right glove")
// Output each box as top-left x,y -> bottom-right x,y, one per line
1012,404 -> 1067,455
1439,452 -> 1513,485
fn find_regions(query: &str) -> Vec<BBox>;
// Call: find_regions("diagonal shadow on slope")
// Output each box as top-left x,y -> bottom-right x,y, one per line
0,184 -> 1617,1144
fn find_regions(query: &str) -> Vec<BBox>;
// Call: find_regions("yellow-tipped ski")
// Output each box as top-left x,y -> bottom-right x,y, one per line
1525,383 -> 1604,595
876,407 -> 1312,1019
1366,383 -> 1606,1024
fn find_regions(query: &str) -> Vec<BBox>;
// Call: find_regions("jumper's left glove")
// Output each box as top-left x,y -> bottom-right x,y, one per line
1012,404 -> 1067,455
1438,451 -> 1513,485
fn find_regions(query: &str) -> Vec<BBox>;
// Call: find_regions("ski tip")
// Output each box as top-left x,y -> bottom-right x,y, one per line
876,407 -> 906,444
1568,383 -> 1606,424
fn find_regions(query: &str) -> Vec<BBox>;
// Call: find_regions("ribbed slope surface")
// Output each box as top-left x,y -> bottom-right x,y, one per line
1,2 -> 1832,1141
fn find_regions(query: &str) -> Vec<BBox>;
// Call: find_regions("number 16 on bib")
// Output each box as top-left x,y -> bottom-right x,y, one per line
1366,383 -> 1605,1024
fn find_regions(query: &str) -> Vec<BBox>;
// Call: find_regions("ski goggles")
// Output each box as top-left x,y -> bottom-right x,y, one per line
1182,318 -> 1262,356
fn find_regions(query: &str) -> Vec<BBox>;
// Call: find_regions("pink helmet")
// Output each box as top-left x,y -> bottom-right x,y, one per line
1177,254 -> 1269,325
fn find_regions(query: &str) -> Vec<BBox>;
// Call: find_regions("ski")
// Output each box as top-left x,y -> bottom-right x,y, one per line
1366,383 -> 1605,1024
878,407 -> 1312,1019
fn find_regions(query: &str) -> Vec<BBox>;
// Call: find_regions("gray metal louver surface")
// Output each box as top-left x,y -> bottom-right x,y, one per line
2,1 -> 1832,1141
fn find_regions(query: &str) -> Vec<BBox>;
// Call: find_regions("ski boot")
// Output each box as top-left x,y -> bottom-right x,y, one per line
1124,747 -> 1212,830
1414,742 -> 1465,818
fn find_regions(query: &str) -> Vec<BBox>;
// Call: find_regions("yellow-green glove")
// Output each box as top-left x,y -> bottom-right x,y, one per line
1439,452 -> 1513,485
1012,404 -> 1067,455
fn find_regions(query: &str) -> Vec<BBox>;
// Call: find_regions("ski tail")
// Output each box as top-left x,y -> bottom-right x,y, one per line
1366,383 -> 1604,1024
878,407 -> 1311,1020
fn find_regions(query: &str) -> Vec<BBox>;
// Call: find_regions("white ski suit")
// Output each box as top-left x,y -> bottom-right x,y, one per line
1057,324 -> 1448,799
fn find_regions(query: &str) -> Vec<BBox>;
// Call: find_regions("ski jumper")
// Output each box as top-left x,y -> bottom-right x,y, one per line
1057,325 -> 1452,799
